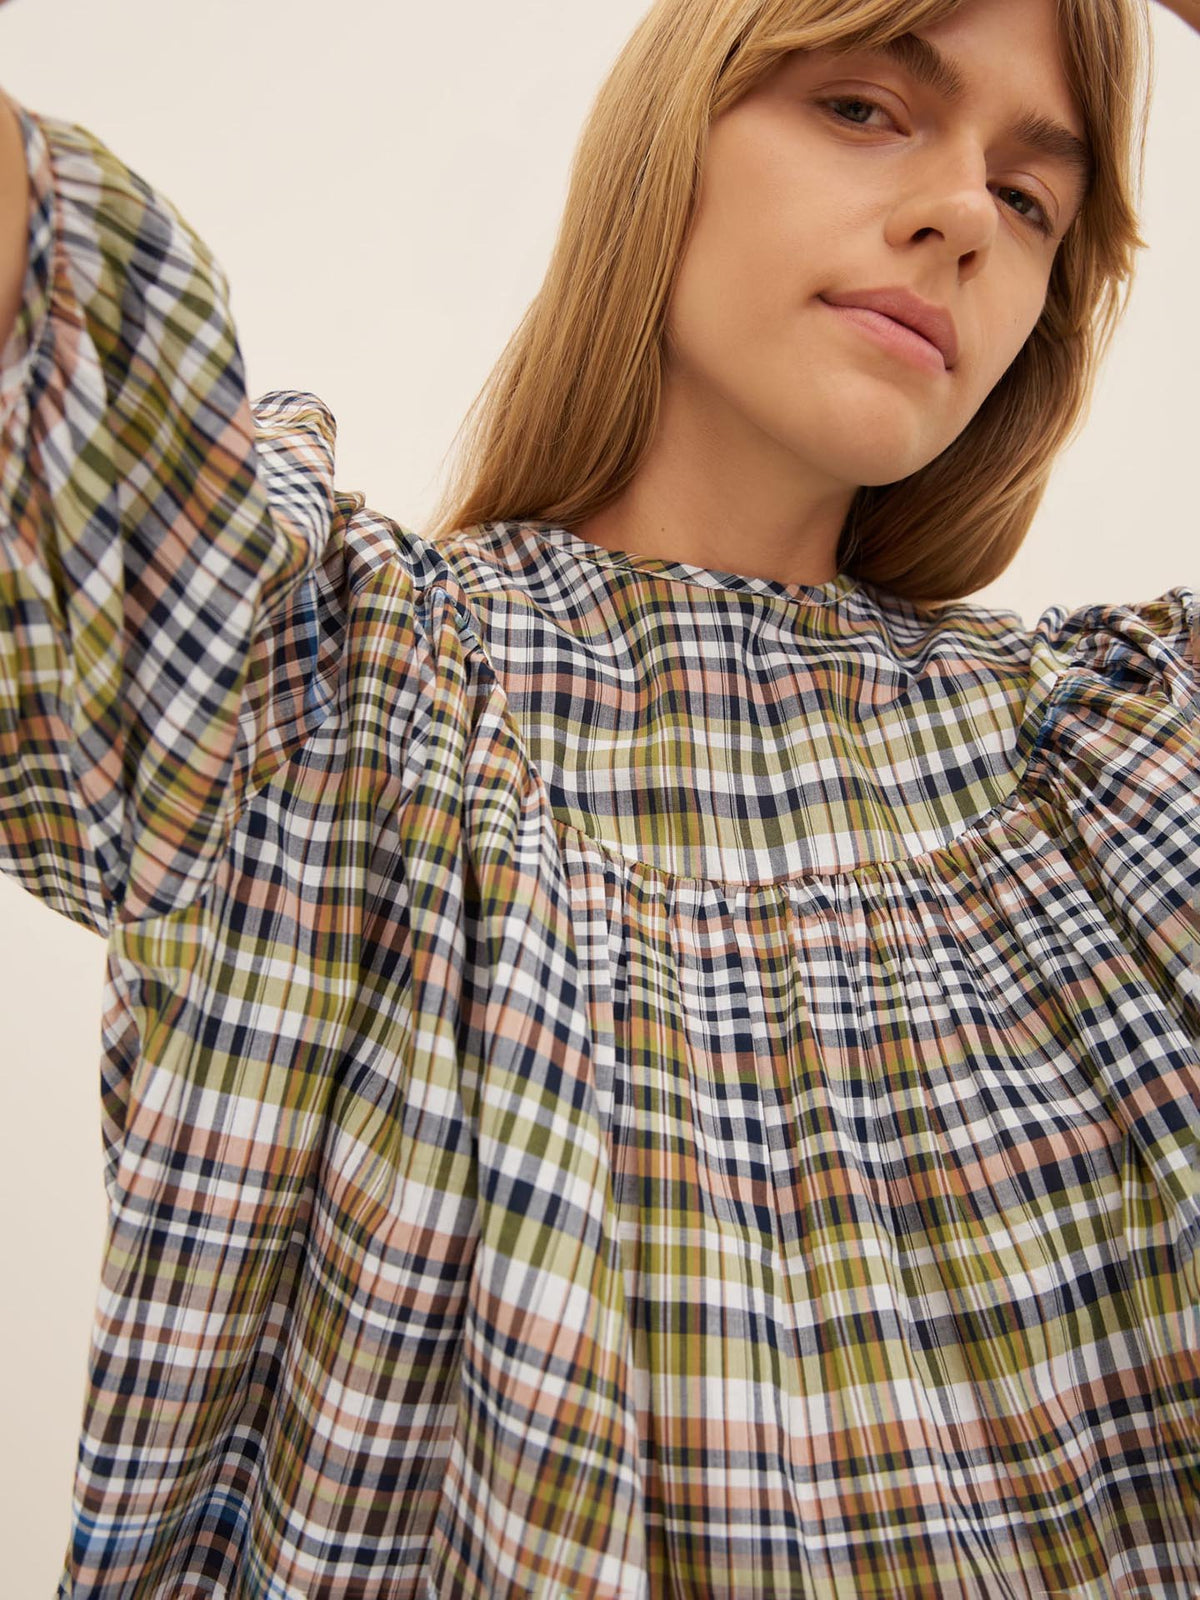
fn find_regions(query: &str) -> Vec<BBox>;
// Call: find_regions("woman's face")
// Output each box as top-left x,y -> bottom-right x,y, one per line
664,0 -> 1091,494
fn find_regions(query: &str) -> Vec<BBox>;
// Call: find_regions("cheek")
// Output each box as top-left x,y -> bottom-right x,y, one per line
665,232 -> 755,368
934,322 -> 1040,467
955,289 -> 1048,413
994,292 -> 1050,376
667,213 -> 813,374
678,155 -> 832,326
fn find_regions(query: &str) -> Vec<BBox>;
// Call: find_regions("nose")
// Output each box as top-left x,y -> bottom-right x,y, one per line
884,143 -> 999,273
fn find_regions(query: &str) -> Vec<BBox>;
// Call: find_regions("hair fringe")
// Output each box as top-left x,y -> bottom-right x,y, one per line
422,0 -> 1153,613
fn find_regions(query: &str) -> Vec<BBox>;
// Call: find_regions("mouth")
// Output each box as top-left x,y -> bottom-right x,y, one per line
819,298 -> 950,376
819,288 -> 959,371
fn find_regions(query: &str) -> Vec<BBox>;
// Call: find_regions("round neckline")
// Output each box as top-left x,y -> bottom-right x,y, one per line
517,522 -> 860,606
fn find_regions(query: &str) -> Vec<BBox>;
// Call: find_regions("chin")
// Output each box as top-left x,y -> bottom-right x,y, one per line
774,407 -> 945,487
819,448 -> 939,489
856,460 -> 938,488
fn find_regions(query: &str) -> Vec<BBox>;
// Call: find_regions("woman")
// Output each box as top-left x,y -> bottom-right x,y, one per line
0,0 -> 1196,1595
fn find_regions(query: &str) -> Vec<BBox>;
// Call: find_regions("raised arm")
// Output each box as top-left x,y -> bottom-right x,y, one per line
0,96 -> 346,932
1154,0 -> 1200,33
0,88 -> 27,352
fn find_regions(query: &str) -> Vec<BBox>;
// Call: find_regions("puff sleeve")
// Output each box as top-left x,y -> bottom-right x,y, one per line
1023,588 -> 1200,1038
0,102 -> 349,934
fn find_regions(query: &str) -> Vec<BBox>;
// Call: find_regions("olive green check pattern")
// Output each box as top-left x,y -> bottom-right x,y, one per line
2,102 -> 1198,1599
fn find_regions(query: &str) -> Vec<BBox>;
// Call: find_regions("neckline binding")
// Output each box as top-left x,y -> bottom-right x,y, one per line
517,521 -> 860,606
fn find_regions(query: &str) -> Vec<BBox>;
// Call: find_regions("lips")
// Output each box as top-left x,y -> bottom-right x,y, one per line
820,287 -> 959,370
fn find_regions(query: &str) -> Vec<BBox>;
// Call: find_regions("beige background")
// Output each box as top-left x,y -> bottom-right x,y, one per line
0,0 -> 1197,1589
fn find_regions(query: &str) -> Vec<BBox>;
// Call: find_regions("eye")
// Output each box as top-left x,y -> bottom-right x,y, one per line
817,98 -> 1057,236
994,185 -> 1054,236
820,96 -> 890,129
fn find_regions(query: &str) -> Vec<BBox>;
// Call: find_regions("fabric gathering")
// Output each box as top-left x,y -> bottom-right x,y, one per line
2,102 -> 1200,1599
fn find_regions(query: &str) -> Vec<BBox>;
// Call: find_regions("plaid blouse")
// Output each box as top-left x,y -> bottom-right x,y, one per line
2,102 -> 1198,1600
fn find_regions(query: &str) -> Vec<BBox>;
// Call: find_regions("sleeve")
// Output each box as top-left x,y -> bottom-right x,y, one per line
0,101 -> 349,935
1023,587 -> 1200,1024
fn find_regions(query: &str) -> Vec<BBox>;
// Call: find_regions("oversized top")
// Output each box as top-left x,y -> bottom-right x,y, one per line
2,103 -> 1198,1600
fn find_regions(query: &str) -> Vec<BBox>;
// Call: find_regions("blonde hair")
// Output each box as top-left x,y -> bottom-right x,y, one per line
422,0 -> 1152,611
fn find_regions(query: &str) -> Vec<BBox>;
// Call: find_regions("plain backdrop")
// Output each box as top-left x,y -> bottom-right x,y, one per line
0,0 -> 1196,1588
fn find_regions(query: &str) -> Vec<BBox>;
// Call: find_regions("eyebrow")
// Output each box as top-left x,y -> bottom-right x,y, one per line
852,32 -> 1095,194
